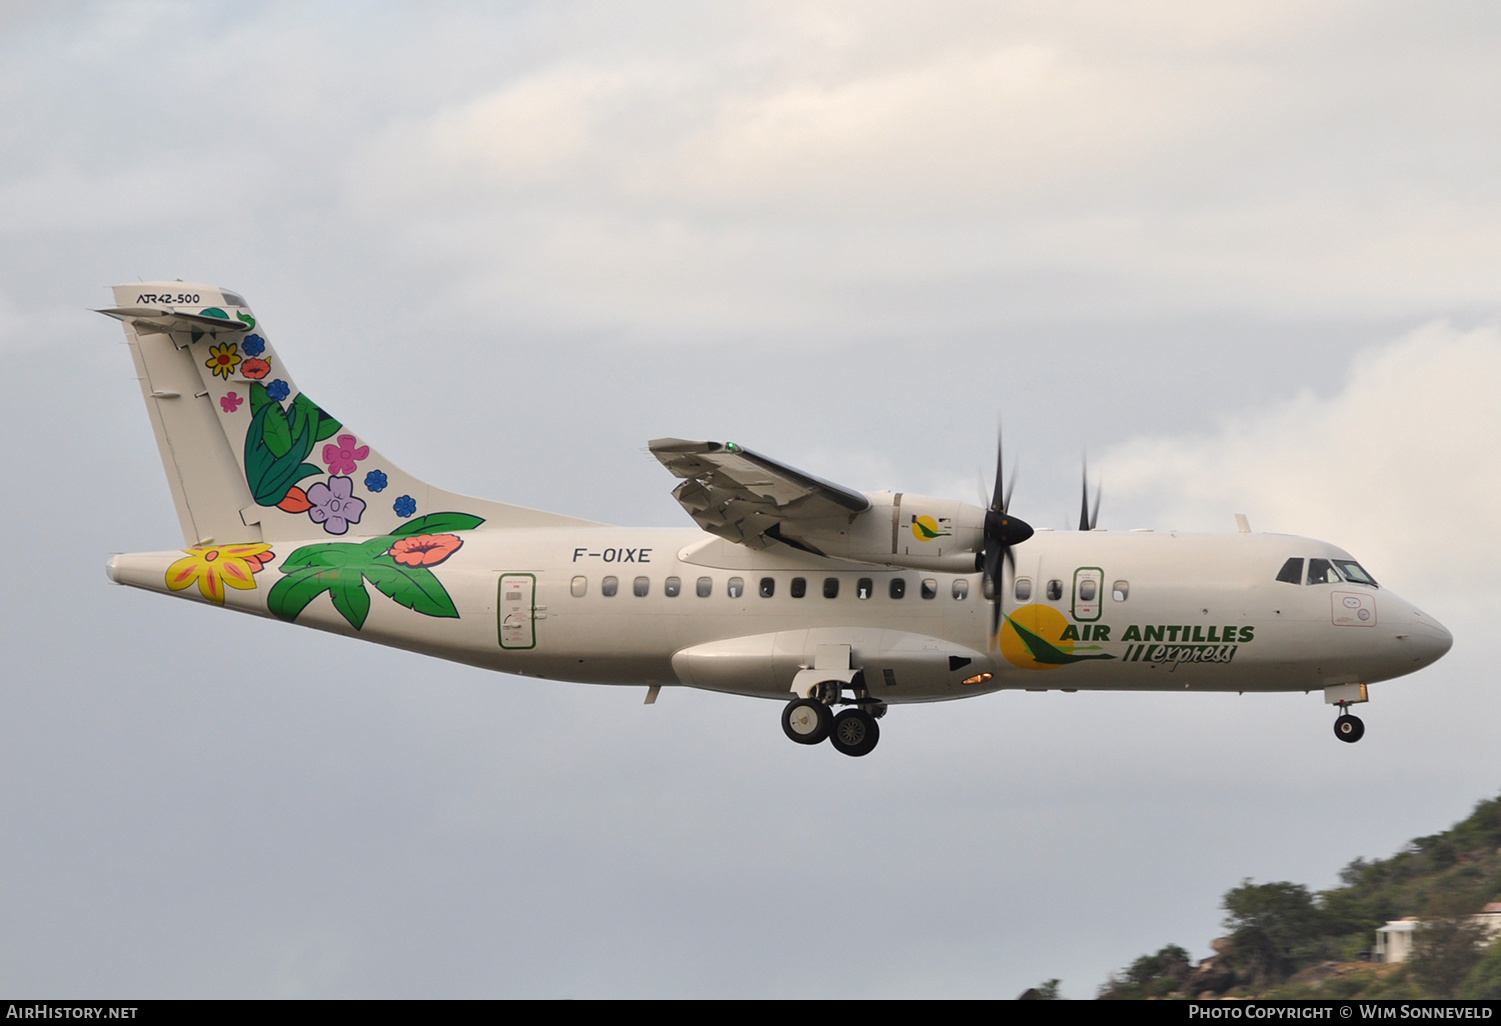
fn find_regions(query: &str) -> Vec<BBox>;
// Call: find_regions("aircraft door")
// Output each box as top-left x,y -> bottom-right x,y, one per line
1072,567 -> 1103,622
498,573 -> 537,650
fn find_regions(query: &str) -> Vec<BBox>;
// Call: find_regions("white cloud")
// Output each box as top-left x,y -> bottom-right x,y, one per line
1103,322 -> 1501,614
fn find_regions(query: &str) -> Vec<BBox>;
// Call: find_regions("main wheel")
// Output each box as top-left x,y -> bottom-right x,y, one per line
1334,714 -> 1365,744
782,698 -> 832,745
829,708 -> 880,757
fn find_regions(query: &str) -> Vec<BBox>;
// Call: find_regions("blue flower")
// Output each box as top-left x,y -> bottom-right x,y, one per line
266,379 -> 290,401
242,334 -> 266,357
393,495 -> 416,518
364,469 -> 388,493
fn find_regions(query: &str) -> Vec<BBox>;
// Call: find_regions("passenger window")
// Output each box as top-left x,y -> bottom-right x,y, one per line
1046,579 -> 1063,601
601,576 -> 619,597
857,578 -> 873,599
664,576 -> 681,597
1014,577 -> 1033,602
1112,581 -> 1129,602
824,578 -> 840,599
696,577 -> 712,598
571,576 -> 587,598
921,579 -> 937,600
1306,558 -> 1342,585
633,576 -> 650,597
952,579 -> 969,600
1079,579 -> 1097,602
889,578 -> 906,600
759,577 -> 775,598
791,577 -> 807,598
1276,558 -> 1304,585
727,577 -> 745,599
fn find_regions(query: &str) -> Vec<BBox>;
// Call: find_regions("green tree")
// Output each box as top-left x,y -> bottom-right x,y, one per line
1222,880 -> 1331,982
1410,917 -> 1490,997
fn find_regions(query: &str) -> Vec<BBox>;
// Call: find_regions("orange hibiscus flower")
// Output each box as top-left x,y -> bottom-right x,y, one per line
389,534 -> 463,567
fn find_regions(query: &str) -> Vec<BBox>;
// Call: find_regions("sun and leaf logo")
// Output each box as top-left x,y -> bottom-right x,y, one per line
910,514 -> 952,542
998,604 -> 1117,670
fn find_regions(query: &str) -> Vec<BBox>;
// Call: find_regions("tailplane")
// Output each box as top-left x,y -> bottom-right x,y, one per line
103,281 -> 601,546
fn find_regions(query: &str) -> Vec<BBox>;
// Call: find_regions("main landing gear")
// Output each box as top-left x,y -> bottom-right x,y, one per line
781,681 -> 884,757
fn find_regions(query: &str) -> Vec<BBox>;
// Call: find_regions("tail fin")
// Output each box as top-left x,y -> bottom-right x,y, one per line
103,281 -> 601,546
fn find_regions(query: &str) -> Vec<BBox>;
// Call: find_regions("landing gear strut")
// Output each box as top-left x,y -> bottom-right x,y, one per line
1325,684 -> 1369,745
781,679 -> 884,756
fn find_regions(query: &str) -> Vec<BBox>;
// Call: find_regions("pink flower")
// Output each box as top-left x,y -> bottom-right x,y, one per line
220,392 -> 243,413
390,534 -> 463,567
322,433 -> 369,475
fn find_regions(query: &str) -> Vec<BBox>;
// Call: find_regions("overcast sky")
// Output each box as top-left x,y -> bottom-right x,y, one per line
3,1 -> 1500,998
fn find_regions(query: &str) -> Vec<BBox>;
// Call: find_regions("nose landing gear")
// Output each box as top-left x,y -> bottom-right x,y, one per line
1334,708 -> 1365,743
1324,684 -> 1369,745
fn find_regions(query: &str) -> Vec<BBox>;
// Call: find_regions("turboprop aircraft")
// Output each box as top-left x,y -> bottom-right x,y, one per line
100,282 -> 1452,757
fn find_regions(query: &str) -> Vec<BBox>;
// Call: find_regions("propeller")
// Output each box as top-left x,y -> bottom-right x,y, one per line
981,427 -> 1034,644
1078,457 -> 1101,531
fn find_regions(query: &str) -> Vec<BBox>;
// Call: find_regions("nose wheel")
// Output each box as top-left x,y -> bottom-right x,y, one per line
1334,713 -> 1365,743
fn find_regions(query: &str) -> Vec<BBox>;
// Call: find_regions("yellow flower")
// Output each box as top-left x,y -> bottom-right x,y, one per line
165,544 -> 276,605
205,342 -> 242,379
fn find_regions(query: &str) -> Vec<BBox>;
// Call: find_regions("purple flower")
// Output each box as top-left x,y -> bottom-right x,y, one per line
242,334 -> 267,357
393,495 -> 416,518
266,379 -> 290,402
364,469 -> 388,492
306,476 -> 366,535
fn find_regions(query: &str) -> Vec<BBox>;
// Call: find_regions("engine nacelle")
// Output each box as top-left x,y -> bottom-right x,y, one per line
775,491 -> 986,572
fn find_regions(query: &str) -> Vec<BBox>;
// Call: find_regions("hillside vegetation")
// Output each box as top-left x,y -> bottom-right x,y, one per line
1095,792 -> 1501,999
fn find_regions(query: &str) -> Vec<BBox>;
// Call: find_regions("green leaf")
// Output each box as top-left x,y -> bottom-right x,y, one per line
281,542 -> 386,570
391,513 -> 487,537
267,567 -> 333,622
261,401 -> 292,458
311,400 -> 342,442
363,561 -> 459,618
249,381 -> 272,414
199,307 -> 230,321
327,570 -> 372,630
236,311 -> 256,330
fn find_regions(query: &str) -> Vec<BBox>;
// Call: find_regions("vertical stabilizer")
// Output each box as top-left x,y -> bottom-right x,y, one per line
103,282 -> 601,546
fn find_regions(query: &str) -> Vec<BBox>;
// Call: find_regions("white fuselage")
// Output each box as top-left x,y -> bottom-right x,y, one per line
108,524 -> 1453,703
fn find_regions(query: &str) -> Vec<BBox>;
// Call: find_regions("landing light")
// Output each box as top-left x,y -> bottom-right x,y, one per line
962,673 -> 993,686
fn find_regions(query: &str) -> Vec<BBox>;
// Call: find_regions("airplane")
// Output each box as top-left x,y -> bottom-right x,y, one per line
99,282 -> 1453,757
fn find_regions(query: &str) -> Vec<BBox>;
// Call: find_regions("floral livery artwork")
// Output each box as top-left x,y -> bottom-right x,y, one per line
267,513 -> 484,630
165,544 -> 276,605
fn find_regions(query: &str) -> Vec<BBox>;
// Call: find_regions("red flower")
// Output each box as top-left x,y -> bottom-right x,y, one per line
390,534 -> 463,567
241,358 -> 271,380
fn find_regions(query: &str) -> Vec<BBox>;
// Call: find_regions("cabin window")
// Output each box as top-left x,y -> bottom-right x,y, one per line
824,577 -> 840,599
633,576 -> 650,597
889,578 -> 906,600
952,579 -> 969,600
696,576 -> 713,598
1334,560 -> 1379,587
1045,579 -> 1063,601
759,577 -> 775,598
857,578 -> 873,600
664,576 -> 681,597
1014,577 -> 1033,602
921,579 -> 938,600
1275,558 -> 1304,584
1112,581 -> 1129,602
601,576 -> 619,597
791,577 -> 807,598
1306,558 -> 1342,585
1079,579 -> 1098,602
570,576 -> 587,598
727,577 -> 745,599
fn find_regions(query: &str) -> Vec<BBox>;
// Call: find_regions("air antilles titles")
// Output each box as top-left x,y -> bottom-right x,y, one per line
999,603 -> 1258,672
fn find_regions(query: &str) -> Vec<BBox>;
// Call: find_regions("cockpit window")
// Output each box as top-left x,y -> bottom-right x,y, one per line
1334,560 -> 1378,587
1276,558 -> 1304,584
1306,558 -> 1343,585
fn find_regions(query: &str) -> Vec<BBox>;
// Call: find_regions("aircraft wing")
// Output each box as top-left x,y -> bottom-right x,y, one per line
649,438 -> 871,550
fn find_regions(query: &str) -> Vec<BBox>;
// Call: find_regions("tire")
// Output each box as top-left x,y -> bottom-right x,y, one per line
782,698 -> 832,745
829,708 -> 880,757
1334,714 -> 1365,744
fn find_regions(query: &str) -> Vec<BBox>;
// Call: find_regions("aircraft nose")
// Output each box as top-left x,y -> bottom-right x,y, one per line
1406,609 -> 1453,668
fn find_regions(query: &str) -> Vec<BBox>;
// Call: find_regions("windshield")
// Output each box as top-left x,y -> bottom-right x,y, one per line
1333,559 -> 1379,587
